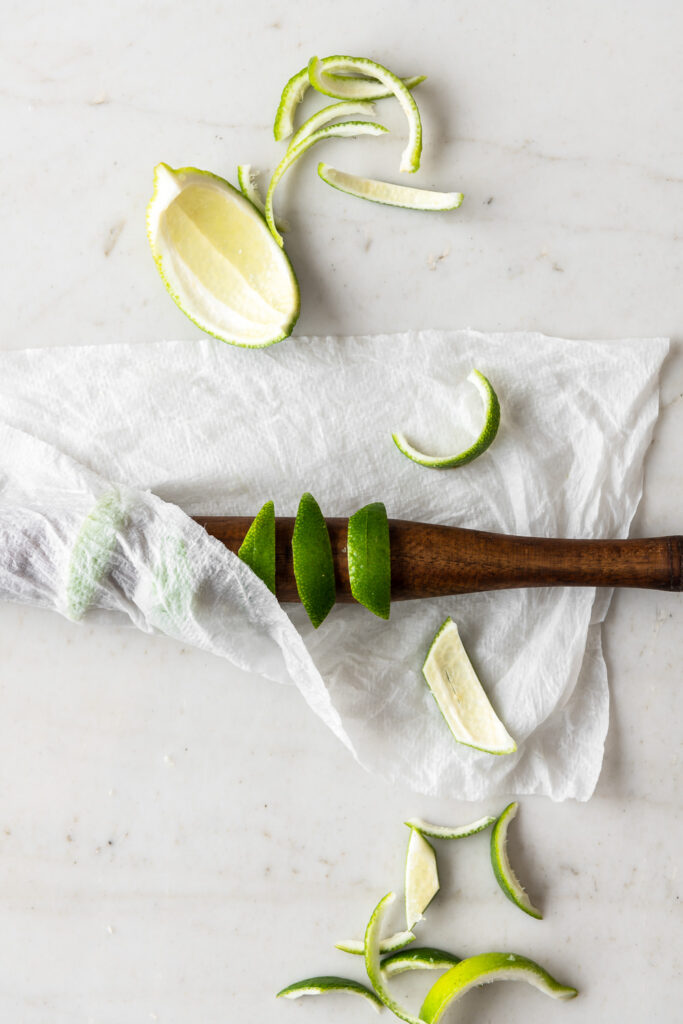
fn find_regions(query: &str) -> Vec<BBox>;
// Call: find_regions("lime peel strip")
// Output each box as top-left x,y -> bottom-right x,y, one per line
273,61 -> 425,141
288,100 -> 377,151
364,893 -> 424,1024
308,55 -> 422,173
237,165 -> 289,232
404,815 -> 496,840
381,946 -> 461,978
491,802 -> 543,919
419,952 -> 577,1023
265,120 -> 389,247
336,930 -> 415,956
393,369 -> 500,469
277,975 -> 382,1013
318,163 -> 463,210
405,827 -> 439,930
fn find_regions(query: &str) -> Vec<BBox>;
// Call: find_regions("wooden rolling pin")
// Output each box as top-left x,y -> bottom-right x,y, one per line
192,516 -> 683,601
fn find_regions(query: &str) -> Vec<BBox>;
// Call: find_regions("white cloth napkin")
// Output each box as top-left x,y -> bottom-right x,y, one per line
0,331 -> 669,800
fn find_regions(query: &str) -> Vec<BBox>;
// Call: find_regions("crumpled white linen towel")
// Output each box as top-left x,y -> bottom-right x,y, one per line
0,330 -> 669,800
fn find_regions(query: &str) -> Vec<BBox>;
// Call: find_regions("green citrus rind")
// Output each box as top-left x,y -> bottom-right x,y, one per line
381,946 -> 461,978
420,952 -> 577,1023
364,893 -> 424,1024
393,369 -> 500,469
422,618 -> 516,755
308,55 -> 422,173
404,815 -> 496,840
292,492 -> 336,628
405,826 -> 439,930
335,930 -> 415,956
265,120 -> 388,247
276,975 -> 382,1012
287,100 -> 377,151
318,163 -> 463,210
273,61 -> 425,141
347,501 -> 391,619
491,802 -> 543,919
237,500 -> 276,594
146,163 -> 299,348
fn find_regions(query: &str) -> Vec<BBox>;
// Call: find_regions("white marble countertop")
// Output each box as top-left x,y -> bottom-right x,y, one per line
1,2 -> 681,1021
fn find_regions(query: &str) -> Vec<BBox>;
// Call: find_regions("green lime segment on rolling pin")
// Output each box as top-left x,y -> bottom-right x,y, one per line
292,492 -> 336,628
237,500 -> 276,594
347,501 -> 391,619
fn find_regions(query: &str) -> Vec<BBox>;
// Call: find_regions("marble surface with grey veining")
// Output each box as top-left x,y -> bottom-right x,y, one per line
0,1 -> 681,1020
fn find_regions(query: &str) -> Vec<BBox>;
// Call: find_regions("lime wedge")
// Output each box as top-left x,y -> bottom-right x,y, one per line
422,618 -> 516,755
393,369 -> 500,469
292,492 -> 336,628
364,893 -> 424,1024
420,952 -> 577,1022
147,164 -> 299,348
265,120 -> 388,246
381,947 -> 460,978
318,164 -> 463,210
237,500 -> 276,594
273,61 -> 425,141
491,802 -> 542,919
347,501 -> 391,619
405,826 -> 439,929
336,930 -> 415,956
404,815 -> 496,840
308,56 -> 422,173
277,975 -> 382,1013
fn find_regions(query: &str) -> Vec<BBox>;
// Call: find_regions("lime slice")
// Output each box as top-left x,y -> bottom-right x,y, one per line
277,975 -> 382,1013
292,492 -> 336,628
237,500 -> 276,594
364,893 -> 424,1024
147,164 -> 299,348
422,618 -> 516,755
318,164 -> 464,211
273,61 -> 425,141
393,369 -> 500,469
420,952 -> 577,1022
405,827 -> 439,929
404,815 -> 496,840
336,930 -> 415,956
381,947 -> 461,978
288,100 -> 377,150
491,802 -> 542,919
347,501 -> 391,619
265,120 -> 388,246
308,56 -> 422,173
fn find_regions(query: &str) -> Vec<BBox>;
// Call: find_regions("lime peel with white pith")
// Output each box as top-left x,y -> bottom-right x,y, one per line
276,975 -> 382,1013
147,163 -> 299,348
308,55 -> 422,173
491,802 -> 543,919
237,165 -> 289,232
405,827 -> 439,930
364,893 -> 425,1024
393,369 -> 500,469
288,100 -> 377,151
419,952 -> 577,1023
273,60 -> 425,141
381,946 -> 461,978
265,120 -> 389,246
422,618 -> 516,755
404,815 -> 497,840
318,163 -> 463,210
336,930 -> 415,956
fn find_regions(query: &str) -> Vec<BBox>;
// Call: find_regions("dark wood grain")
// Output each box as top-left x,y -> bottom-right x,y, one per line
192,516 -> 683,602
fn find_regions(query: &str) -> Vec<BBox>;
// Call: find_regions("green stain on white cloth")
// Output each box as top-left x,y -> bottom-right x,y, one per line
66,490 -> 126,620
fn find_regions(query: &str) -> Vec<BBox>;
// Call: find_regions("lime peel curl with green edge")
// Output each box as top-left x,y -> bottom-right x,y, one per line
364,892 -> 425,1024
404,815 -> 497,840
318,163 -> 463,210
335,930 -> 415,956
491,802 -> 543,919
265,120 -> 389,247
273,59 -> 425,141
419,952 -> 577,1023
393,369 -> 500,469
276,975 -> 382,1013
380,946 -> 461,978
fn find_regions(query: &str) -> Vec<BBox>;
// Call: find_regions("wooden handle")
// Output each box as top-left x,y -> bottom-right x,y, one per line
192,516 -> 683,601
